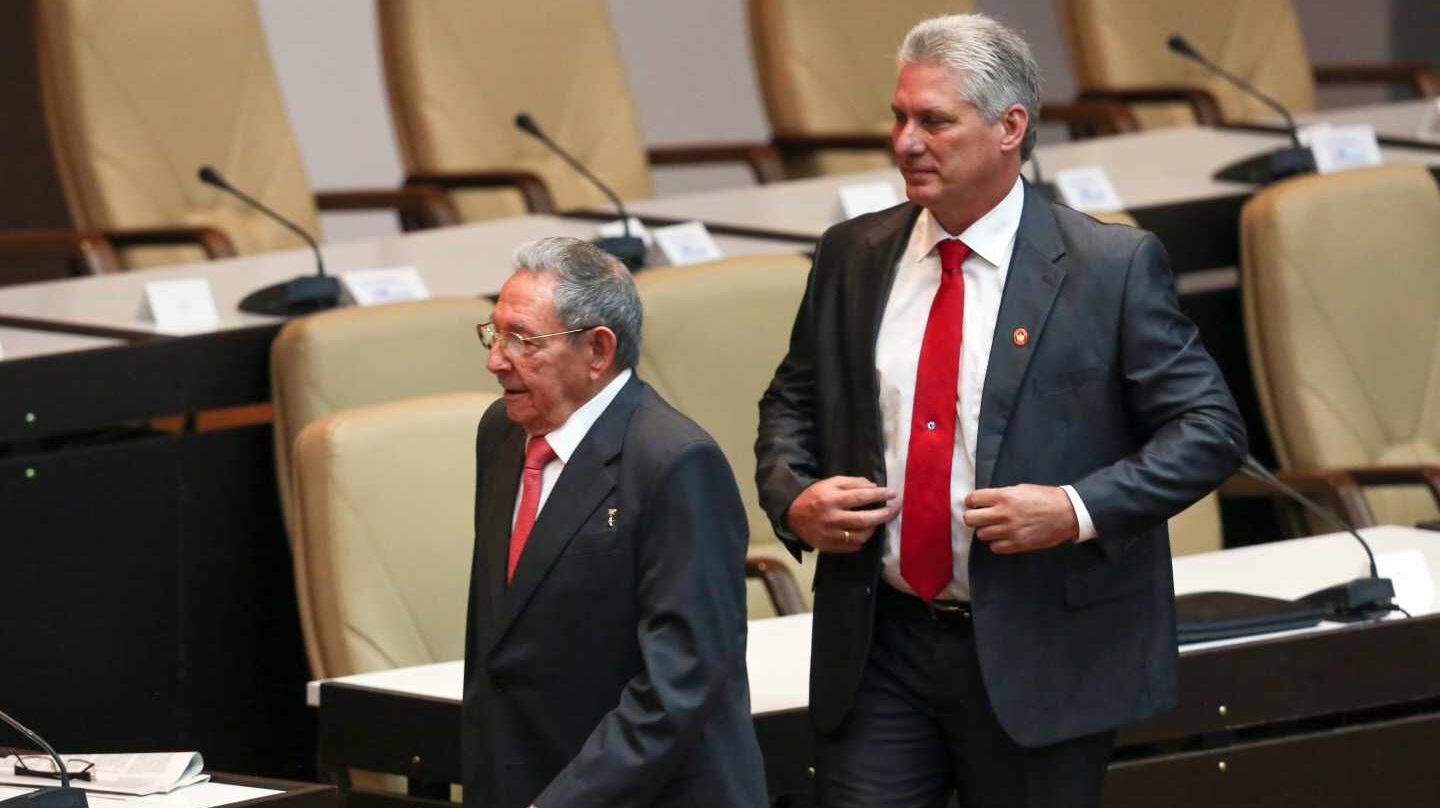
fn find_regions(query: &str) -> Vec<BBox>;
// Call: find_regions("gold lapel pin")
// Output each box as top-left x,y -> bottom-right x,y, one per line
1012,327 -> 1029,347
607,508 -> 618,528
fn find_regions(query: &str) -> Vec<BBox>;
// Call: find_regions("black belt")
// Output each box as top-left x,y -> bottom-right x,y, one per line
878,583 -> 973,626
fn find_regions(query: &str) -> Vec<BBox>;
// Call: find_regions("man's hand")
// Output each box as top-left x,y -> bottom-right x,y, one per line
786,476 -> 898,554
963,484 -> 1078,554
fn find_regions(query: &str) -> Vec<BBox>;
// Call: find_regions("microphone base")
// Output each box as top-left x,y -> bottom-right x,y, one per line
1213,146 -> 1316,186
2,787 -> 88,808
1297,577 -> 1396,622
238,275 -> 341,317
592,236 -> 647,272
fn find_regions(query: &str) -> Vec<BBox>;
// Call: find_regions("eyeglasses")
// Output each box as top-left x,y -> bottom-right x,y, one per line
12,755 -> 96,782
476,322 -> 597,358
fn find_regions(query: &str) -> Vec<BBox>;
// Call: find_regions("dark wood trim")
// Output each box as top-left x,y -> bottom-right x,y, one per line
560,209 -> 819,246
1079,87 -> 1225,126
1219,120 -> 1440,153
0,228 -> 122,275
1313,61 -> 1440,97
0,312 -> 162,342
211,773 -> 337,808
745,554 -> 806,616
402,170 -> 556,215
646,142 -> 787,185
314,187 -> 460,230
106,226 -> 237,260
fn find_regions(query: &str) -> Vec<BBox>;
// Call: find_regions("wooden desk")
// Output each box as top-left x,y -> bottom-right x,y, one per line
0,326 -> 118,360
0,775 -> 333,808
307,526 -> 1440,807
1244,99 -> 1440,152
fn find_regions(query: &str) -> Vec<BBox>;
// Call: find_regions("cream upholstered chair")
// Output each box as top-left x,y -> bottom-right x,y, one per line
634,253 -> 813,615
1058,0 -> 1439,130
291,391 -> 498,679
378,0 -> 782,223
33,0 -> 453,270
1241,165 -> 1440,527
271,297 -> 500,543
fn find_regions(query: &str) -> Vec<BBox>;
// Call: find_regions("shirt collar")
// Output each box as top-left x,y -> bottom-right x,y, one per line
538,368 -> 632,463
916,175 -> 1025,270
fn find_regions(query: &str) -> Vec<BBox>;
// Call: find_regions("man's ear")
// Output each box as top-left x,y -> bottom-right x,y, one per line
587,326 -> 619,378
998,103 -> 1029,154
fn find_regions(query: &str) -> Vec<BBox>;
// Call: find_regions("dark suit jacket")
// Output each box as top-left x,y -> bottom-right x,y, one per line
464,376 -> 766,808
756,184 -> 1247,747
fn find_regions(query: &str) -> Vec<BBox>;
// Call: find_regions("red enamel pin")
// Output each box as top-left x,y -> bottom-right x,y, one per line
1012,327 -> 1029,347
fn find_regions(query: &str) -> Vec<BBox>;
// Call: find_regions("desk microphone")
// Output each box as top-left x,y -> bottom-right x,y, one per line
197,166 -> 340,317
0,708 -> 88,808
1026,152 -> 1058,202
1238,455 -> 1396,621
1166,35 -> 1316,185
513,113 -> 646,270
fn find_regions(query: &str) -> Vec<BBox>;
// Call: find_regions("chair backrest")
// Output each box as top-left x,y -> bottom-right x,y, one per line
378,0 -> 653,221
271,297 -> 500,541
1057,0 -> 1317,128
34,0 -> 319,268
291,391 -> 499,678
635,253 -> 813,609
1167,492 -> 1222,556
1241,165 -> 1440,526
747,0 -> 974,177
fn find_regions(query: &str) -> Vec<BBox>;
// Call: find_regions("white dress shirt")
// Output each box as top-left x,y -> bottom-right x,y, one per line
512,368 -> 632,527
876,178 -> 1094,601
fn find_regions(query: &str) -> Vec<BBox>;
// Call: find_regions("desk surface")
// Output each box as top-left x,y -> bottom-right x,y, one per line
0,326 -> 120,362
308,525 -> 1437,717
1291,99 -> 1439,148
0,777 -> 331,808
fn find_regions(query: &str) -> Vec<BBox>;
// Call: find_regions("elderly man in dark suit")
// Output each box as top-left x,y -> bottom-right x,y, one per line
465,237 -> 766,808
756,14 -> 1246,808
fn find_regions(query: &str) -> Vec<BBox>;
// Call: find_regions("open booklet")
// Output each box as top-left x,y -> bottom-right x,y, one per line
0,752 -> 209,796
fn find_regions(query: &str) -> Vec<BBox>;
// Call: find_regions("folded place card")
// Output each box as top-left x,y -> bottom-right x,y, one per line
595,217 -> 654,246
341,267 -> 430,306
653,220 -> 724,267
1308,124 -> 1383,174
1053,166 -> 1126,213
839,182 -> 902,220
1420,99 -> 1440,142
145,278 -> 219,334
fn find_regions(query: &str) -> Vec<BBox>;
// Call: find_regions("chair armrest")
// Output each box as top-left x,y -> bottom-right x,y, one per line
1217,468 -> 1377,528
0,228 -> 123,275
315,186 -> 461,230
646,142 -> 788,185
1336,465 -> 1440,512
401,170 -> 556,216
745,553 -> 806,616
1079,87 -> 1224,126
1041,99 -> 1141,139
771,132 -> 892,157
105,226 -> 237,260
1313,62 -> 1440,98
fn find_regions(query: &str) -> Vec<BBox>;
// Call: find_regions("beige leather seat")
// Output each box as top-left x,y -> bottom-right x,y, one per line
634,253 -> 813,614
291,391 -> 499,679
33,0 -> 450,269
1058,0 -> 1439,129
379,0 -> 781,223
271,297 -> 500,543
1167,493 -> 1222,556
1241,165 -> 1440,527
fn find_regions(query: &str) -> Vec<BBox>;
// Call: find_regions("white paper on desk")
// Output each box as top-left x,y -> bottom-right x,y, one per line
1308,124 -> 1383,174
838,182 -> 901,220
341,267 -> 430,306
1053,166 -> 1126,213
595,217 -> 654,246
2,752 -> 208,796
1376,549 -> 1435,616
1419,98 -> 1440,142
144,279 -> 219,335
0,338 -> 6,360
653,221 -> 724,266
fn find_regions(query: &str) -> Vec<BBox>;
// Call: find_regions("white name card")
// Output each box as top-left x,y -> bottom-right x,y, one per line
341,267 -> 430,306
145,278 -> 219,334
1308,124 -> 1383,174
595,217 -> 654,246
839,182 -> 902,220
1420,98 -> 1440,142
1376,549 -> 1436,617
1053,166 -> 1126,213
653,220 -> 724,267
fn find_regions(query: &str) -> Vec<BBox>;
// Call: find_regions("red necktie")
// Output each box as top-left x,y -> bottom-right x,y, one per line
900,238 -> 969,602
508,436 -> 556,582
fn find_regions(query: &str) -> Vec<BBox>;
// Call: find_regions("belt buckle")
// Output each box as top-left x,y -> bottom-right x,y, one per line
928,600 -> 972,621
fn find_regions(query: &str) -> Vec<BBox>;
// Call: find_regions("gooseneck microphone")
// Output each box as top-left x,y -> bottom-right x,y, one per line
1239,455 -> 1396,621
0,708 -> 88,808
513,113 -> 646,270
196,166 -> 340,316
1166,34 -> 1316,185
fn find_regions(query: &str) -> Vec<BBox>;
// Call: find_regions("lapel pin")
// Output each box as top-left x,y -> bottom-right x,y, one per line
1012,327 -> 1029,347
607,508 -> 618,529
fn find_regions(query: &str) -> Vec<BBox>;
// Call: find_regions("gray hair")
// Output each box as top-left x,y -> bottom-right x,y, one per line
512,237 -> 643,369
898,13 -> 1042,160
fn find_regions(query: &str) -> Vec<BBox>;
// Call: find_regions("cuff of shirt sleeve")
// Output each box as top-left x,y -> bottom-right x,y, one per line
1060,484 -> 1098,542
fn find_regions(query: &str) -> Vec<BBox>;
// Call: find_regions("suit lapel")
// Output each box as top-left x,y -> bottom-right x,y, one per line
492,377 -> 640,644
975,185 -> 1067,490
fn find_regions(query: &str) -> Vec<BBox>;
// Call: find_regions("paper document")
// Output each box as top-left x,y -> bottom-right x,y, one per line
1,752 -> 209,796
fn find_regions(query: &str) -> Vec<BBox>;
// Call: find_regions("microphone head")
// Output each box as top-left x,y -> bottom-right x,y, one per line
197,165 -> 226,188
514,113 -> 541,138
1167,35 -> 1199,60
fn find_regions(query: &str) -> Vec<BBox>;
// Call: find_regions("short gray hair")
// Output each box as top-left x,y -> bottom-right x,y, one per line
898,13 -> 1042,160
512,237 -> 643,369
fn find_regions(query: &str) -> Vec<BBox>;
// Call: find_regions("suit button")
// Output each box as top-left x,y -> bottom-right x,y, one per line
926,420 -> 936,431
491,676 -> 506,693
